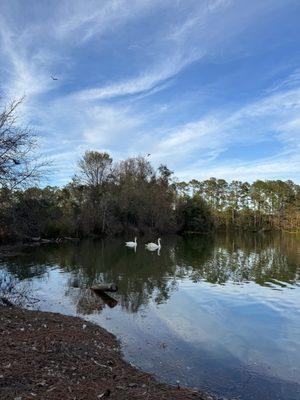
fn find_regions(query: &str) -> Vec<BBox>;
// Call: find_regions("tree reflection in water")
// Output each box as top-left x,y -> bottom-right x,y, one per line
1,232 -> 299,315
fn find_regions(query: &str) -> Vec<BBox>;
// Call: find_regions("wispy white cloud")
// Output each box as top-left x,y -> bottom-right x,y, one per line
266,68 -> 300,94
70,0 -> 245,102
82,105 -> 143,147
161,83 -> 300,181
75,53 -> 201,101
0,17 -> 57,99
53,0 -> 163,43
0,0 -> 299,185
177,153 -> 300,182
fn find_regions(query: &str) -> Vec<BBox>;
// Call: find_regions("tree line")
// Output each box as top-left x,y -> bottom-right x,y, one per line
0,151 -> 215,241
0,97 -> 299,243
177,177 -> 300,232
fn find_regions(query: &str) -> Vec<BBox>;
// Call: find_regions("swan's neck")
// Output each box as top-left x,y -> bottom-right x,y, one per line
134,237 -> 137,243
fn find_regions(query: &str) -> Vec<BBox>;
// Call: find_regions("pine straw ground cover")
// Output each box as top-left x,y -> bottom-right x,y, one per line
0,306 -> 220,400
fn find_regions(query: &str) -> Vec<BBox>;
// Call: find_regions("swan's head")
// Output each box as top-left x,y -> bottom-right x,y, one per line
134,237 -> 137,242
158,238 -> 161,243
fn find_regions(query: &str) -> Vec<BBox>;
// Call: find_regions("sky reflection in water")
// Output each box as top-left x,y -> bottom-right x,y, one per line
1,233 -> 300,400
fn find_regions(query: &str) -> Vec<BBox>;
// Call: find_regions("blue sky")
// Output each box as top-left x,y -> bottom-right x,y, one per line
0,0 -> 300,185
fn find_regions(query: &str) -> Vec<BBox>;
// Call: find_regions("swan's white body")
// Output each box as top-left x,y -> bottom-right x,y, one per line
125,237 -> 137,248
145,238 -> 161,251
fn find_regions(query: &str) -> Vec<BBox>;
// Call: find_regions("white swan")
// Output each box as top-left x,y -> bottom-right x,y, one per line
145,238 -> 161,251
125,237 -> 137,248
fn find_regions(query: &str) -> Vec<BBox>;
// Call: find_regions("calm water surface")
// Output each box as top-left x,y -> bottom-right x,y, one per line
1,233 -> 300,400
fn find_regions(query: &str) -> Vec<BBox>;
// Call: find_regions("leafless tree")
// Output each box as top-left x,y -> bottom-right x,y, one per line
0,97 -> 46,189
76,151 -> 113,187
74,151 -> 114,234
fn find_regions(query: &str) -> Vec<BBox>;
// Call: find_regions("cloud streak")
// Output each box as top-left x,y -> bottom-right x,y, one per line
163,84 -> 300,181
0,0 -> 299,185
75,53 -> 201,101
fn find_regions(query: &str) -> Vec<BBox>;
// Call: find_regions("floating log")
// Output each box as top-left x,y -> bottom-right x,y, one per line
91,283 -> 118,293
93,291 -> 118,308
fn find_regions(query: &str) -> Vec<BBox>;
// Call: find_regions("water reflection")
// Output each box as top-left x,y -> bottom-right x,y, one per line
1,233 -> 300,400
67,288 -> 117,315
1,233 -> 299,314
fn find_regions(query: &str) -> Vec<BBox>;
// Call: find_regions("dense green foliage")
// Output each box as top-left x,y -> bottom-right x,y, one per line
179,177 -> 300,232
176,195 -> 214,234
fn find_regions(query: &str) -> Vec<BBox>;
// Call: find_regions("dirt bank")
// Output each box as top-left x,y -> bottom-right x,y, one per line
0,306 -> 219,400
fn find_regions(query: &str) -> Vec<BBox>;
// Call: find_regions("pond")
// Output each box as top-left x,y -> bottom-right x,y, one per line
1,233 -> 300,400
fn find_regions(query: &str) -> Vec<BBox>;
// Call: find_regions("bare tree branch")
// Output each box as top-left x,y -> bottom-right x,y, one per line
0,96 -> 48,189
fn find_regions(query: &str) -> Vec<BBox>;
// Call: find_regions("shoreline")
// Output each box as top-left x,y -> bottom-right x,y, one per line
0,306 -> 218,400
1,228 -> 298,259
